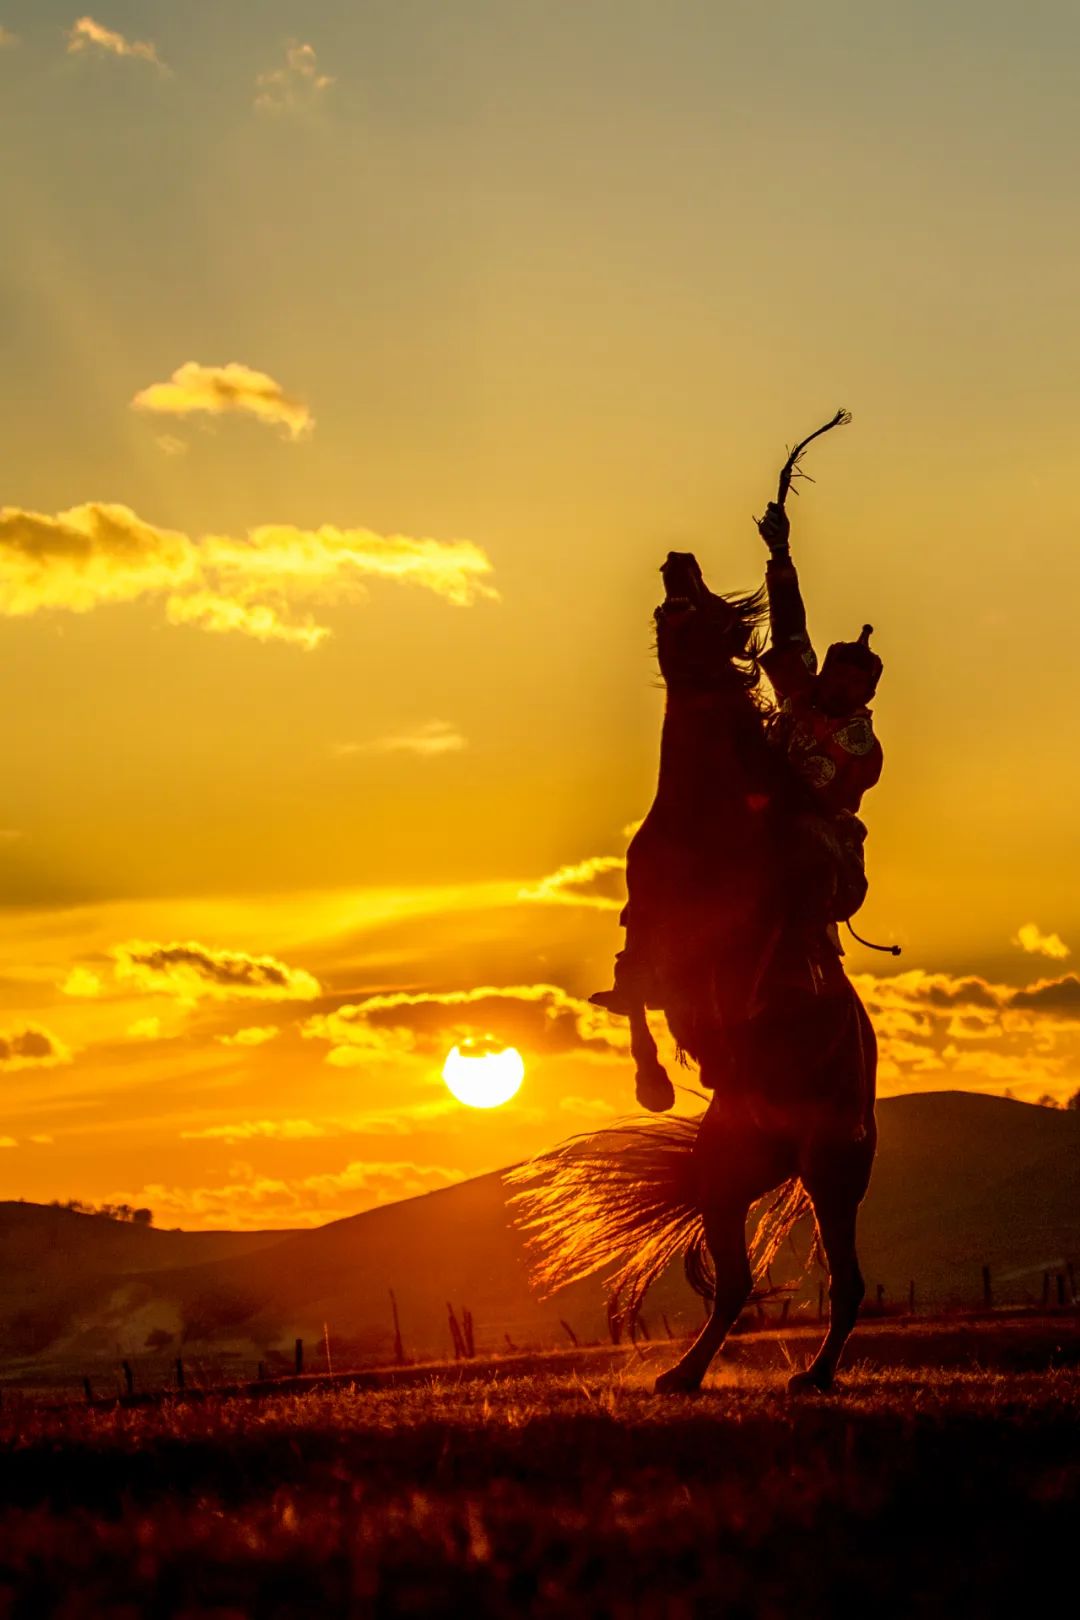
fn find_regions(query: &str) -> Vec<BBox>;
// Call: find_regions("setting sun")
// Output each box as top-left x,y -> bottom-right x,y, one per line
442,1043 -> 525,1109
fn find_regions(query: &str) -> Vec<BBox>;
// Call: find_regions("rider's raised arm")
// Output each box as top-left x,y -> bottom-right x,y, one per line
756,503 -> 818,698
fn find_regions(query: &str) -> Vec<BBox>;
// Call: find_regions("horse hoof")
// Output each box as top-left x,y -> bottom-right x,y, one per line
655,1366 -> 702,1396
635,1069 -> 675,1113
788,1369 -> 834,1395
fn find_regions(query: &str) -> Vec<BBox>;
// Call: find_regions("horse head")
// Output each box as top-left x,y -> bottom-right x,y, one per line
654,552 -> 767,693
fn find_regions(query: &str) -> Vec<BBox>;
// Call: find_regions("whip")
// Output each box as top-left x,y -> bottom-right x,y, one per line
775,408 -> 852,507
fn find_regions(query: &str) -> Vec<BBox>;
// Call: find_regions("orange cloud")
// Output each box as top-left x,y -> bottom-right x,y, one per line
0,26 -> 18,49
216,1026 -> 281,1048
116,1159 -> 463,1229
133,362 -> 314,440
1013,923 -> 1070,961
67,17 -> 164,69
519,854 -> 626,911
0,1027 -> 70,1071
0,502 -> 497,646
302,983 -> 628,1065
111,941 -> 320,1004
336,720 -> 467,759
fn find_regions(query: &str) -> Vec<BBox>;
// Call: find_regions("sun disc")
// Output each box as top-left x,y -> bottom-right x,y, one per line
442,1044 -> 525,1109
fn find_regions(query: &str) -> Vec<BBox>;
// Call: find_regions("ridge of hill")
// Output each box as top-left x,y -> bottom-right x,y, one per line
1,1092 -> 1077,1375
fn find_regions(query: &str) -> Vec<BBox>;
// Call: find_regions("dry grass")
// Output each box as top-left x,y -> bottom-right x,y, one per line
0,1328 -> 1076,1617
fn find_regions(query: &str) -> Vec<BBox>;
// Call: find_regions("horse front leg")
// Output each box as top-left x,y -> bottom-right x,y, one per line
655,1202 -> 752,1393
628,1003 -> 674,1112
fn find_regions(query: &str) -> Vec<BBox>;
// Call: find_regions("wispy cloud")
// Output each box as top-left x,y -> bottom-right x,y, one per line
216,1025 -> 280,1048
127,1016 -> 163,1040
67,16 -> 165,70
0,502 -> 497,649
0,25 -> 19,49
302,982 -> 628,1066
133,362 -> 314,441
336,721 -> 467,759
60,966 -> 102,998
115,1159 -> 463,1229
255,41 -> 333,115
1013,922 -> 1069,961
155,435 -> 188,458
111,941 -> 320,1004
519,853 -> 626,911
180,1118 -> 325,1143
0,1027 -> 71,1071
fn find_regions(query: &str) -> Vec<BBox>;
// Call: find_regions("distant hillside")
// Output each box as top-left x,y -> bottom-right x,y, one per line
1,1093 -> 1077,1377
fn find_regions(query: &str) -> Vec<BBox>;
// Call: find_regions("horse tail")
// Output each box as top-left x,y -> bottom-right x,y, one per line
506,1114 -> 811,1324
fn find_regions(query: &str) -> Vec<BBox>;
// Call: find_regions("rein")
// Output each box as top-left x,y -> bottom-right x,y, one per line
844,920 -> 901,956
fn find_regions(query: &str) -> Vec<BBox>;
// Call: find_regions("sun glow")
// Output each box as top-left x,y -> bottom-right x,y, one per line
441,1042 -> 525,1109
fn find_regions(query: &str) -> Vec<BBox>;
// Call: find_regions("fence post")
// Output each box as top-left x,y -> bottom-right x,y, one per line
83,1376 -> 93,1404
662,1314 -> 674,1340
559,1318 -> 579,1348
447,1305 -> 465,1359
294,1338 -> 304,1376
389,1289 -> 405,1365
257,1360 -> 266,1382
982,1265 -> 992,1310
121,1360 -> 134,1397
175,1356 -> 185,1391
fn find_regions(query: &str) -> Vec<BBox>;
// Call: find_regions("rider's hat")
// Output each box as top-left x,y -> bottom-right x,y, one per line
819,624 -> 883,699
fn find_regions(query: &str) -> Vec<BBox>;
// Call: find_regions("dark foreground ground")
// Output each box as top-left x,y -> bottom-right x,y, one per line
1,1320 -> 1077,1619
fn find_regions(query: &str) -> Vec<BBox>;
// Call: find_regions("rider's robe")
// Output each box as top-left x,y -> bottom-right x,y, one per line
760,556 -> 883,815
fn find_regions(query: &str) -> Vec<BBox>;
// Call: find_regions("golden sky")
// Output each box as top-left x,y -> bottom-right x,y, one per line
2,3 -> 1080,1227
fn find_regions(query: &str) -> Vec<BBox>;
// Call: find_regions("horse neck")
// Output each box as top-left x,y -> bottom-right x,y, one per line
654,679 -> 772,822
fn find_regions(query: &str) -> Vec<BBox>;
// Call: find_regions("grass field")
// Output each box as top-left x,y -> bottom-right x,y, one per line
1,1321 -> 1077,1618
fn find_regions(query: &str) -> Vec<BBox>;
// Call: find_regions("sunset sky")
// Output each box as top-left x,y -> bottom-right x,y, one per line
3,2 -> 1080,1228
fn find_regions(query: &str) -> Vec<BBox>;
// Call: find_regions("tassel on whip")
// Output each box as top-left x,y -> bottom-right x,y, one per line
776,408 -> 852,507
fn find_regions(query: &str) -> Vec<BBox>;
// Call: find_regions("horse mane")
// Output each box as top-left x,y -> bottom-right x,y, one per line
723,585 -> 773,702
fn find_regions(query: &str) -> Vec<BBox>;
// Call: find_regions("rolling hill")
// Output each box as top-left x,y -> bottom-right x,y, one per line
1,1092 -> 1077,1380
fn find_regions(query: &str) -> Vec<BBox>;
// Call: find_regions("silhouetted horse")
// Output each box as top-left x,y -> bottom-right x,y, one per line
513,553 -> 877,1393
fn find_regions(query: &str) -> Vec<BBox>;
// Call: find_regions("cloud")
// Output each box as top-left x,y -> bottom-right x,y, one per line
302,983 -> 628,1066
180,1118 -> 326,1143
0,26 -> 18,49
133,362 -> 314,441
337,721 -> 467,759
216,1025 -> 281,1048
155,435 -> 188,457
111,941 -> 320,1004
849,967 -> 1080,1104
0,1027 -> 71,1071
127,1017 -> 163,1040
0,502 -> 497,647
28,1134 -> 54,1145
1013,923 -> 1070,961
67,17 -> 164,69
117,1158 -> 463,1229
519,854 -> 626,912
61,966 -> 102,998
255,41 -> 333,114
1007,974 -> 1080,1018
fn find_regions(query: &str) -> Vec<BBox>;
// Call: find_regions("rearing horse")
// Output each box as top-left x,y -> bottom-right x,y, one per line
513,552 -> 877,1394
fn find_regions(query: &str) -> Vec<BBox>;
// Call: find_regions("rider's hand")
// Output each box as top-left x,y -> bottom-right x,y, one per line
756,502 -> 790,554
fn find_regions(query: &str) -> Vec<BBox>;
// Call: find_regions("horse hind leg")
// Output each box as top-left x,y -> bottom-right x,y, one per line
788,1168 -> 869,1394
655,1203 -> 751,1393
628,1003 -> 674,1113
